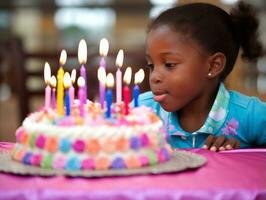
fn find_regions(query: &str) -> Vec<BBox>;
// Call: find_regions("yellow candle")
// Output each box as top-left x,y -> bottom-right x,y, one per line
57,50 -> 67,115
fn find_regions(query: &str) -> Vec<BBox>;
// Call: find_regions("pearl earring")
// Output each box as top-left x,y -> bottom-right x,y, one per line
208,72 -> 212,77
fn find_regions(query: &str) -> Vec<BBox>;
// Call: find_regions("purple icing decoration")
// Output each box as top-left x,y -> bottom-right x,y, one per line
81,158 -> 95,170
140,134 -> 149,147
161,147 -> 170,160
22,152 -> 32,165
72,140 -> 85,153
130,137 -> 140,150
35,134 -> 46,149
111,157 -> 126,169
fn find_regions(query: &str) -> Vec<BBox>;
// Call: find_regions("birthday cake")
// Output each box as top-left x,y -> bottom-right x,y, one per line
12,102 -> 173,170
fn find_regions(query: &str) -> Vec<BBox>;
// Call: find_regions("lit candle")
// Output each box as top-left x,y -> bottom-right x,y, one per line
133,69 -> 145,107
44,62 -> 51,109
70,69 -> 76,107
57,49 -> 67,115
97,67 -> 106,109
77,76 -> 85,117
99,38 -> 109,109
64,72 -> 71,116
105,73 -> 114,118
123,67 -> 132,115
115,49 -> 124,104
50,75 -> 57,109
78,39 -> 88,101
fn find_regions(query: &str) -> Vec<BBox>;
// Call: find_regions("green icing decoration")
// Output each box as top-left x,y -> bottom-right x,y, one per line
148,152 -> 157,166
41,154 -> 53,169
29,134 -> 37,148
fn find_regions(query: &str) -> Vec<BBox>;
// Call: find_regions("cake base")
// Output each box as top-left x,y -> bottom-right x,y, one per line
0,150 -> 206,177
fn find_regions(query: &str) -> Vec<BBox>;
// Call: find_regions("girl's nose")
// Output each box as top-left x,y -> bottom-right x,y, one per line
150,70 -> 162,84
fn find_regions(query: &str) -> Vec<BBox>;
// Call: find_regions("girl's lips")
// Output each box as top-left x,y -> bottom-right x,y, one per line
153,93 -> 167,102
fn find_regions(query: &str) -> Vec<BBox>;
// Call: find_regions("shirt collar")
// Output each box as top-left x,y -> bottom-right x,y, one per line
167,83 -> 230,136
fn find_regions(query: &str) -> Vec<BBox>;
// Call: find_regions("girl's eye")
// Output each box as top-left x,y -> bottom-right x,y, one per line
165,63 -> 176,68
146,63 -> 154,70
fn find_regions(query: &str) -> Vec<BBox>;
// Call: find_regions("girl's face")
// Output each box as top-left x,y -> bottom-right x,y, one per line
146,25 -> 211,112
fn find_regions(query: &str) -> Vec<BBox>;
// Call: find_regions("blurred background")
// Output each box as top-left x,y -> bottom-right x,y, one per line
0,0 -> 266,142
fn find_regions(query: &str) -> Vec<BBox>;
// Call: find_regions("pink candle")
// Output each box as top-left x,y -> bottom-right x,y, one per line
51,88 -> 56,109
115,50 -> 124,103
116,69 -> 122,103
70,69 -> 76,107
77,77 -> 85,117
45,85 -> 51,108
98,66 -> 106,109
44,62 -> 51,108
123,67 -> 132,115
78,39 -> 88,101
50,75 -> 57,109
123,85 -> 131,115
80,65 -> 87,100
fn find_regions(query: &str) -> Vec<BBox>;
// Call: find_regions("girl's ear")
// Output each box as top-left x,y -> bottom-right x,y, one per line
207,52 -> 226,78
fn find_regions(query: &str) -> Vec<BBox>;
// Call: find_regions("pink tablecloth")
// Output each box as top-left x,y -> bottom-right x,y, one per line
0,142 -> 265,200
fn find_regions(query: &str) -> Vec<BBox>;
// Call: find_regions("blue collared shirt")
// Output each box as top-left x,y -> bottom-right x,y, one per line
138,83 -> 266,148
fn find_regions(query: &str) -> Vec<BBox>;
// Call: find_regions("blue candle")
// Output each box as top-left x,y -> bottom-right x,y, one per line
133,69 -> 145,108
105,73 -> 114,118
133,85 -> 139,107
63,72 -> 72,116
65,89 -> 70,116
106,88 -> 112,118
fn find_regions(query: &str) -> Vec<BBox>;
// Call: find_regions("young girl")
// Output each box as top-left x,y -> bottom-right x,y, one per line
139,2 -> 266,151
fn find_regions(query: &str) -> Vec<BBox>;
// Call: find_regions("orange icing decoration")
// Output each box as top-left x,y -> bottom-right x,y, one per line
125,155 -> 141,169
75,117 -> 84,125
116,137 -> 129,151
14,149 -> 26,161
95,156 -> 110,170
21,133 -> 29,145
45,137 -> 58,153
149,132 -> 159,148
102,138 -> 116,153
149,113 -> 159,123
86,139 -> 100,154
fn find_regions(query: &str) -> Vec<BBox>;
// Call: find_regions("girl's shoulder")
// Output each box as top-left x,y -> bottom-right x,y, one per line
228,89 -> 266,110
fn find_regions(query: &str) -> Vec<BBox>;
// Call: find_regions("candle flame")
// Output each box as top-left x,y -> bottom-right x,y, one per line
78,39 -> 87,64
44,62 -> 51,85
134,69 -> 145,84
106,73 -> 114,88
71,69 -> 76,84
97,67 -> 106,84
99,38 -> 109,57
50,75 -> 57,88
63,72 -> 71,89
77,76 -> 85,87
115,49 -> 124,68
59,49 -> 67,65
123,67 -> 132,85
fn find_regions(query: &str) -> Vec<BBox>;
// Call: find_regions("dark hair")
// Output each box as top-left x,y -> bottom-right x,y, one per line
148,1 -> 264,81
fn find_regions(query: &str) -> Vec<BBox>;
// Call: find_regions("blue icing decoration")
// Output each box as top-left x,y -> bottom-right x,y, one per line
22,152 -> 32,165
66,157 -> 80,170
59,138 -> 72,153
130,137 -> 140,150
111,157 -> 126,169
161,147 -> 170,160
